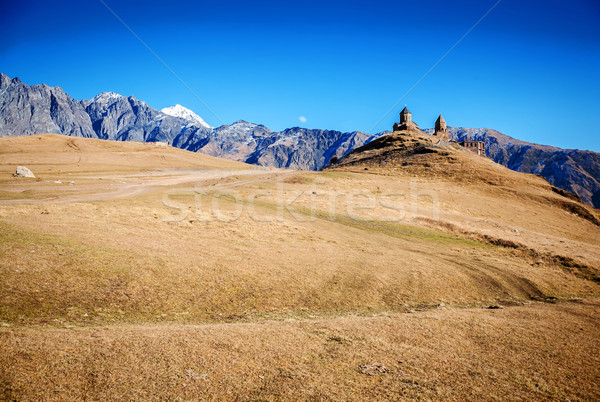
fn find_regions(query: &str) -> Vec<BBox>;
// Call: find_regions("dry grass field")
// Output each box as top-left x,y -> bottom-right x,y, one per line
1,133 -> 599,400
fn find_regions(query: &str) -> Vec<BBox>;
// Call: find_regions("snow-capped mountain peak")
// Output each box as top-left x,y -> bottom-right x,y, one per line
160,104 -> 212,129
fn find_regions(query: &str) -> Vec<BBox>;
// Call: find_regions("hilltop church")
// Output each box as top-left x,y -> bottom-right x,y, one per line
393,107 -> 420,132
392,107 -> 485,156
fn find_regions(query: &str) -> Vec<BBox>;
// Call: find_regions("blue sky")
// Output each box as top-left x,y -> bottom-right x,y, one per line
2,0 -> 599,151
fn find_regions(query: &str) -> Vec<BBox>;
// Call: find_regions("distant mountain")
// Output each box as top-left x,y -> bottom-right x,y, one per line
0,73 -> 375,171
0,73 -> 95,138
81,91 -> 209,143
161,104 -> 212,129
243,127 -> 378,170
1,72 -> 598,208
173,120 -> 378,170
174,120 -> 273,159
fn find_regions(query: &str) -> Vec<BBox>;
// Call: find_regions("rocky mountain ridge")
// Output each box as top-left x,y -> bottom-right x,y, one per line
0,74 -> 95,138
1,72 -> 598,207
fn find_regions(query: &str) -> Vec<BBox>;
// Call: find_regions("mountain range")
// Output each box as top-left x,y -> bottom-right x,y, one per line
1,72 -> 598,207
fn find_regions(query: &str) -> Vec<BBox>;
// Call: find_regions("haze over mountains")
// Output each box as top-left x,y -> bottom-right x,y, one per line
1,72 -> 598,207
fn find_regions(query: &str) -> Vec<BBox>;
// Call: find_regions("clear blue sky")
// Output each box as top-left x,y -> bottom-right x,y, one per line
2,0 -> 599,151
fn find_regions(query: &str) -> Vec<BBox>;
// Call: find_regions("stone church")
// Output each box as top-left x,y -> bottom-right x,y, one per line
392,107 -> 485,156
393,107 -> 419,131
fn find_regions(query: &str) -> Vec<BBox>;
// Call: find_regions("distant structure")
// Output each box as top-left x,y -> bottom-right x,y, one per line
459,140 -> 485,156
393,106 -> 420,131
392,106 -> 486,156
151,141 -> 169,147
433,114 -> 449,141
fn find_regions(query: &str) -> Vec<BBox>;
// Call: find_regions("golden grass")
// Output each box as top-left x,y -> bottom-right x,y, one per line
1,301 -> 598,400
0,133 -> 252,176
0,134 -> 599,399
1,191 -> 597,327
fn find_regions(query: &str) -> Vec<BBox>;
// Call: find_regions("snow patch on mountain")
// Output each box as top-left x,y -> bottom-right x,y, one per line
161,104 -> 211,129
82,92 -> 124,108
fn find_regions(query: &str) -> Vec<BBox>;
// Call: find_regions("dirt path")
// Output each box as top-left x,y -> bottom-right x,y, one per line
0,168 -> 297,204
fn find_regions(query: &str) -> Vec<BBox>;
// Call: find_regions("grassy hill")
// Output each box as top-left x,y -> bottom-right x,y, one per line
0,133 -> 598,399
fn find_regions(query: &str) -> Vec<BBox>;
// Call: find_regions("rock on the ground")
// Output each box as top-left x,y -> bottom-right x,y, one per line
13,166 -> 35,178
358,363 -> 389,376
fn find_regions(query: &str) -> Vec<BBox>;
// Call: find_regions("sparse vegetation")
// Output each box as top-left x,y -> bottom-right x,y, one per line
0,134 -> 599,399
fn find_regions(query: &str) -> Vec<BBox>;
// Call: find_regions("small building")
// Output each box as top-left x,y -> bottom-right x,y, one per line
433,114 -> 449,141
393,106 -> 420,131
459,140 -> 485,156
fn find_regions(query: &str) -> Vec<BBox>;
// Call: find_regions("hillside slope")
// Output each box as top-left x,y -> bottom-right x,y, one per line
0,134 -> 599,399
439,127 -> 600,207
331,130 -> 600,260
0,133 -> 253,174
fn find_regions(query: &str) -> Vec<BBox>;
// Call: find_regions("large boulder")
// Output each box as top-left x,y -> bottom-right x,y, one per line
13,166 -> 35,178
